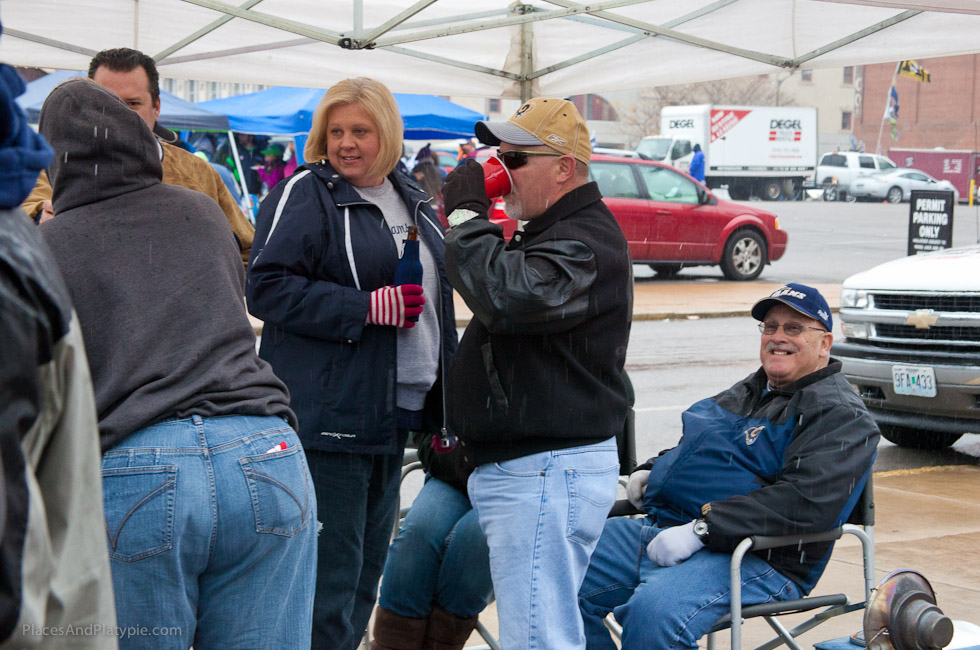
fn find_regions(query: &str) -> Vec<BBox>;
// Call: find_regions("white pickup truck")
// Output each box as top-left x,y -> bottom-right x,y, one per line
832,245 -> 980,449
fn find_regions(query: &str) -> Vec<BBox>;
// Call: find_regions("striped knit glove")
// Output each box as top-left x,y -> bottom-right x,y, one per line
367,284 -> 425,329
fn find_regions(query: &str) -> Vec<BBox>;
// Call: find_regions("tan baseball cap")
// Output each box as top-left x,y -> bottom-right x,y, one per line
475,97 -> 591,165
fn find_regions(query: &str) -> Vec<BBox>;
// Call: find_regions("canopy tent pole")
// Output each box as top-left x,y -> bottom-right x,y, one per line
227,131 -> 254,218
520,5 -> 533,102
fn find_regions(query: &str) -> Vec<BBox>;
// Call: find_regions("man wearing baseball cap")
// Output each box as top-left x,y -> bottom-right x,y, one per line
440,99 -> 632,648
580,283 -> 879,649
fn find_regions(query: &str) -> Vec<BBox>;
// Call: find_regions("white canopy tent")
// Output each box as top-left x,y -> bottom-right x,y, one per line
2,1 -> 980,101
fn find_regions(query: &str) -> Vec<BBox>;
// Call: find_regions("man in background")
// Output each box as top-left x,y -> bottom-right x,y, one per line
21,47 -> 254,266
689,143 -> 705,182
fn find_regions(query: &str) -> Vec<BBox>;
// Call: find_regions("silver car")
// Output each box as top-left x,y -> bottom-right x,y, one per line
850,168 -> 959,203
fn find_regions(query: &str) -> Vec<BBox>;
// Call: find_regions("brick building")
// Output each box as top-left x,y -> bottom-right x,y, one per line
853,54 -> 980,156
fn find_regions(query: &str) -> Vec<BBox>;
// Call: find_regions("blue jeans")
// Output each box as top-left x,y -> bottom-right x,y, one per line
468,438 -> 619,650
579,517 -> 803,650
379,476 -> 493,619
306,428 -> 408,650
101,414 -> 317,650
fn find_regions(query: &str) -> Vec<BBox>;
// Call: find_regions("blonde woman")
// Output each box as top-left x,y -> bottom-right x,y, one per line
246,77 -> 458,649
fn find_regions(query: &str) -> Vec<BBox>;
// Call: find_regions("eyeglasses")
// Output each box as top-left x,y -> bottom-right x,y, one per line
499,150 -> 564,170
758,321 -> 827,336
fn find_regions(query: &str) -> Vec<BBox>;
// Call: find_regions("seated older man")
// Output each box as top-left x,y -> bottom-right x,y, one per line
579,283 -> 879,650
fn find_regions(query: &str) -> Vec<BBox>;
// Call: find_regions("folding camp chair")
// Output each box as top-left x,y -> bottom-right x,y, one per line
603,475 -> 876,650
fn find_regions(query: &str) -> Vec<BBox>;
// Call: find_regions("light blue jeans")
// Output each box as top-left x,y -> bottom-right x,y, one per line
379,476 -> 493,619
101,414 -> 317,649
579,517 -> 803,650
468,437 -> 619,650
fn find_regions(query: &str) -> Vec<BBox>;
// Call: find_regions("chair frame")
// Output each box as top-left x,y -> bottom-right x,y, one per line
603,475 -> 876,650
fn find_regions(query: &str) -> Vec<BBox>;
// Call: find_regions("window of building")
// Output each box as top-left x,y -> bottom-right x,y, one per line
843,66 -> 853,84
801,69 -> 812,82
570,94 -> 619,122
841,111 -> 852,130
487,98 -> 501,114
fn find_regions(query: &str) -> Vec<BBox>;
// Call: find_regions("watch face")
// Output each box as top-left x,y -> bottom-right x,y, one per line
694,520 -> 709,536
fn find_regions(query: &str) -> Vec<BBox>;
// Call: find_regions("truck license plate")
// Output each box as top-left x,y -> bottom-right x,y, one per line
892,365 -> 937,398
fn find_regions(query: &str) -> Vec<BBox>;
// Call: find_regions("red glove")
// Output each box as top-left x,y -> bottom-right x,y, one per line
367,284 -> 425,328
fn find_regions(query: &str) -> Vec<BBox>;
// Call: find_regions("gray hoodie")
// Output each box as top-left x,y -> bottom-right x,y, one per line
39,79 -> 295,451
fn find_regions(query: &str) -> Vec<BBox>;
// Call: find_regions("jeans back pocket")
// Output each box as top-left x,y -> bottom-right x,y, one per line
565,465 -> 619,546
239,446 -> 312,537
102,465 -> 177,562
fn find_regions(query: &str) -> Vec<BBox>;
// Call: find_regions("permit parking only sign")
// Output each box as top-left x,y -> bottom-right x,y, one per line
907,190 -> 954,255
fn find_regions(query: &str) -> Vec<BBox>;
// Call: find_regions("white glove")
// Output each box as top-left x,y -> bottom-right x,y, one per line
626,469 -> 650,510
646,520 -> 704,567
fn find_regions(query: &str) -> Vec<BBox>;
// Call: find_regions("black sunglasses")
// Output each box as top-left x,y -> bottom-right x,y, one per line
499,150 -> 563,170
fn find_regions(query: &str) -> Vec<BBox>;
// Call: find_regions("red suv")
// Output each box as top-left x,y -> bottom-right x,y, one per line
441,153 -> 788,281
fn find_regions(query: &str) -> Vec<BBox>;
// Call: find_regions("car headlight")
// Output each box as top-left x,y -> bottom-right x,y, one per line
840,289 -> 869,308
841,322 -> 870,339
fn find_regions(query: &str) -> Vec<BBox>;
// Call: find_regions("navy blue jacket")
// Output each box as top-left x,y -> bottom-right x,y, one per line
638,361 -> 878,592
246,161 -> 457,454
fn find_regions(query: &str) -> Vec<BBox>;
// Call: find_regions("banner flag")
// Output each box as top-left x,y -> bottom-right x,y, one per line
898,60 -> 931,82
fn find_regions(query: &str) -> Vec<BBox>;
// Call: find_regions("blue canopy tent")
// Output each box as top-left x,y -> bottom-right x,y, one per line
197,86 -> 483,141
17,69 -> 231,131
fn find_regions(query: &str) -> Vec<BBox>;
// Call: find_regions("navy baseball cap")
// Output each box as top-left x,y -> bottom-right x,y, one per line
751,283 -> 832,331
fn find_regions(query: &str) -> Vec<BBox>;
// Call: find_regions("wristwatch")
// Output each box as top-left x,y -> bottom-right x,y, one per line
693,518 -> 710,544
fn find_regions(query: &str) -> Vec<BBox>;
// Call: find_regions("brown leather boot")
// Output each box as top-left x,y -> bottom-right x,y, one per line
422,605 -> 479,650
370,606 -> 429,650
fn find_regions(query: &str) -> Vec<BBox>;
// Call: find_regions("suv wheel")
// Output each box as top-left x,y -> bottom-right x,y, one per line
886,186 -> 903,203
879,424 -> 962,449
721,230 -> 766,281
823,185 -> 839,202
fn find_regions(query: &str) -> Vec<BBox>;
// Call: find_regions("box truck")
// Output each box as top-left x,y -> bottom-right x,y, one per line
636,105 -> 818,201
888,148 -> 979,203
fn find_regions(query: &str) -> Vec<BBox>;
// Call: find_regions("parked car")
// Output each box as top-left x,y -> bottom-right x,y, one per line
832,245 -> 980,449
440,152 -> 788,281
850,168 -> 960,203
816,151 -> 897,201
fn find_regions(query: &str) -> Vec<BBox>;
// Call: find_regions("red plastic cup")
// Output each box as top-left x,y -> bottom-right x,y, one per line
482,156 -> 513,199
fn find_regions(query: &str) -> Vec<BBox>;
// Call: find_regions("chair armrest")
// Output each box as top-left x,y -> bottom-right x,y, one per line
403,448 -> 419,466
747,527 -> 844,551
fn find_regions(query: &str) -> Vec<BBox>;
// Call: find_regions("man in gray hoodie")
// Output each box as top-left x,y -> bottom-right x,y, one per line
38,78 -> 317,650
